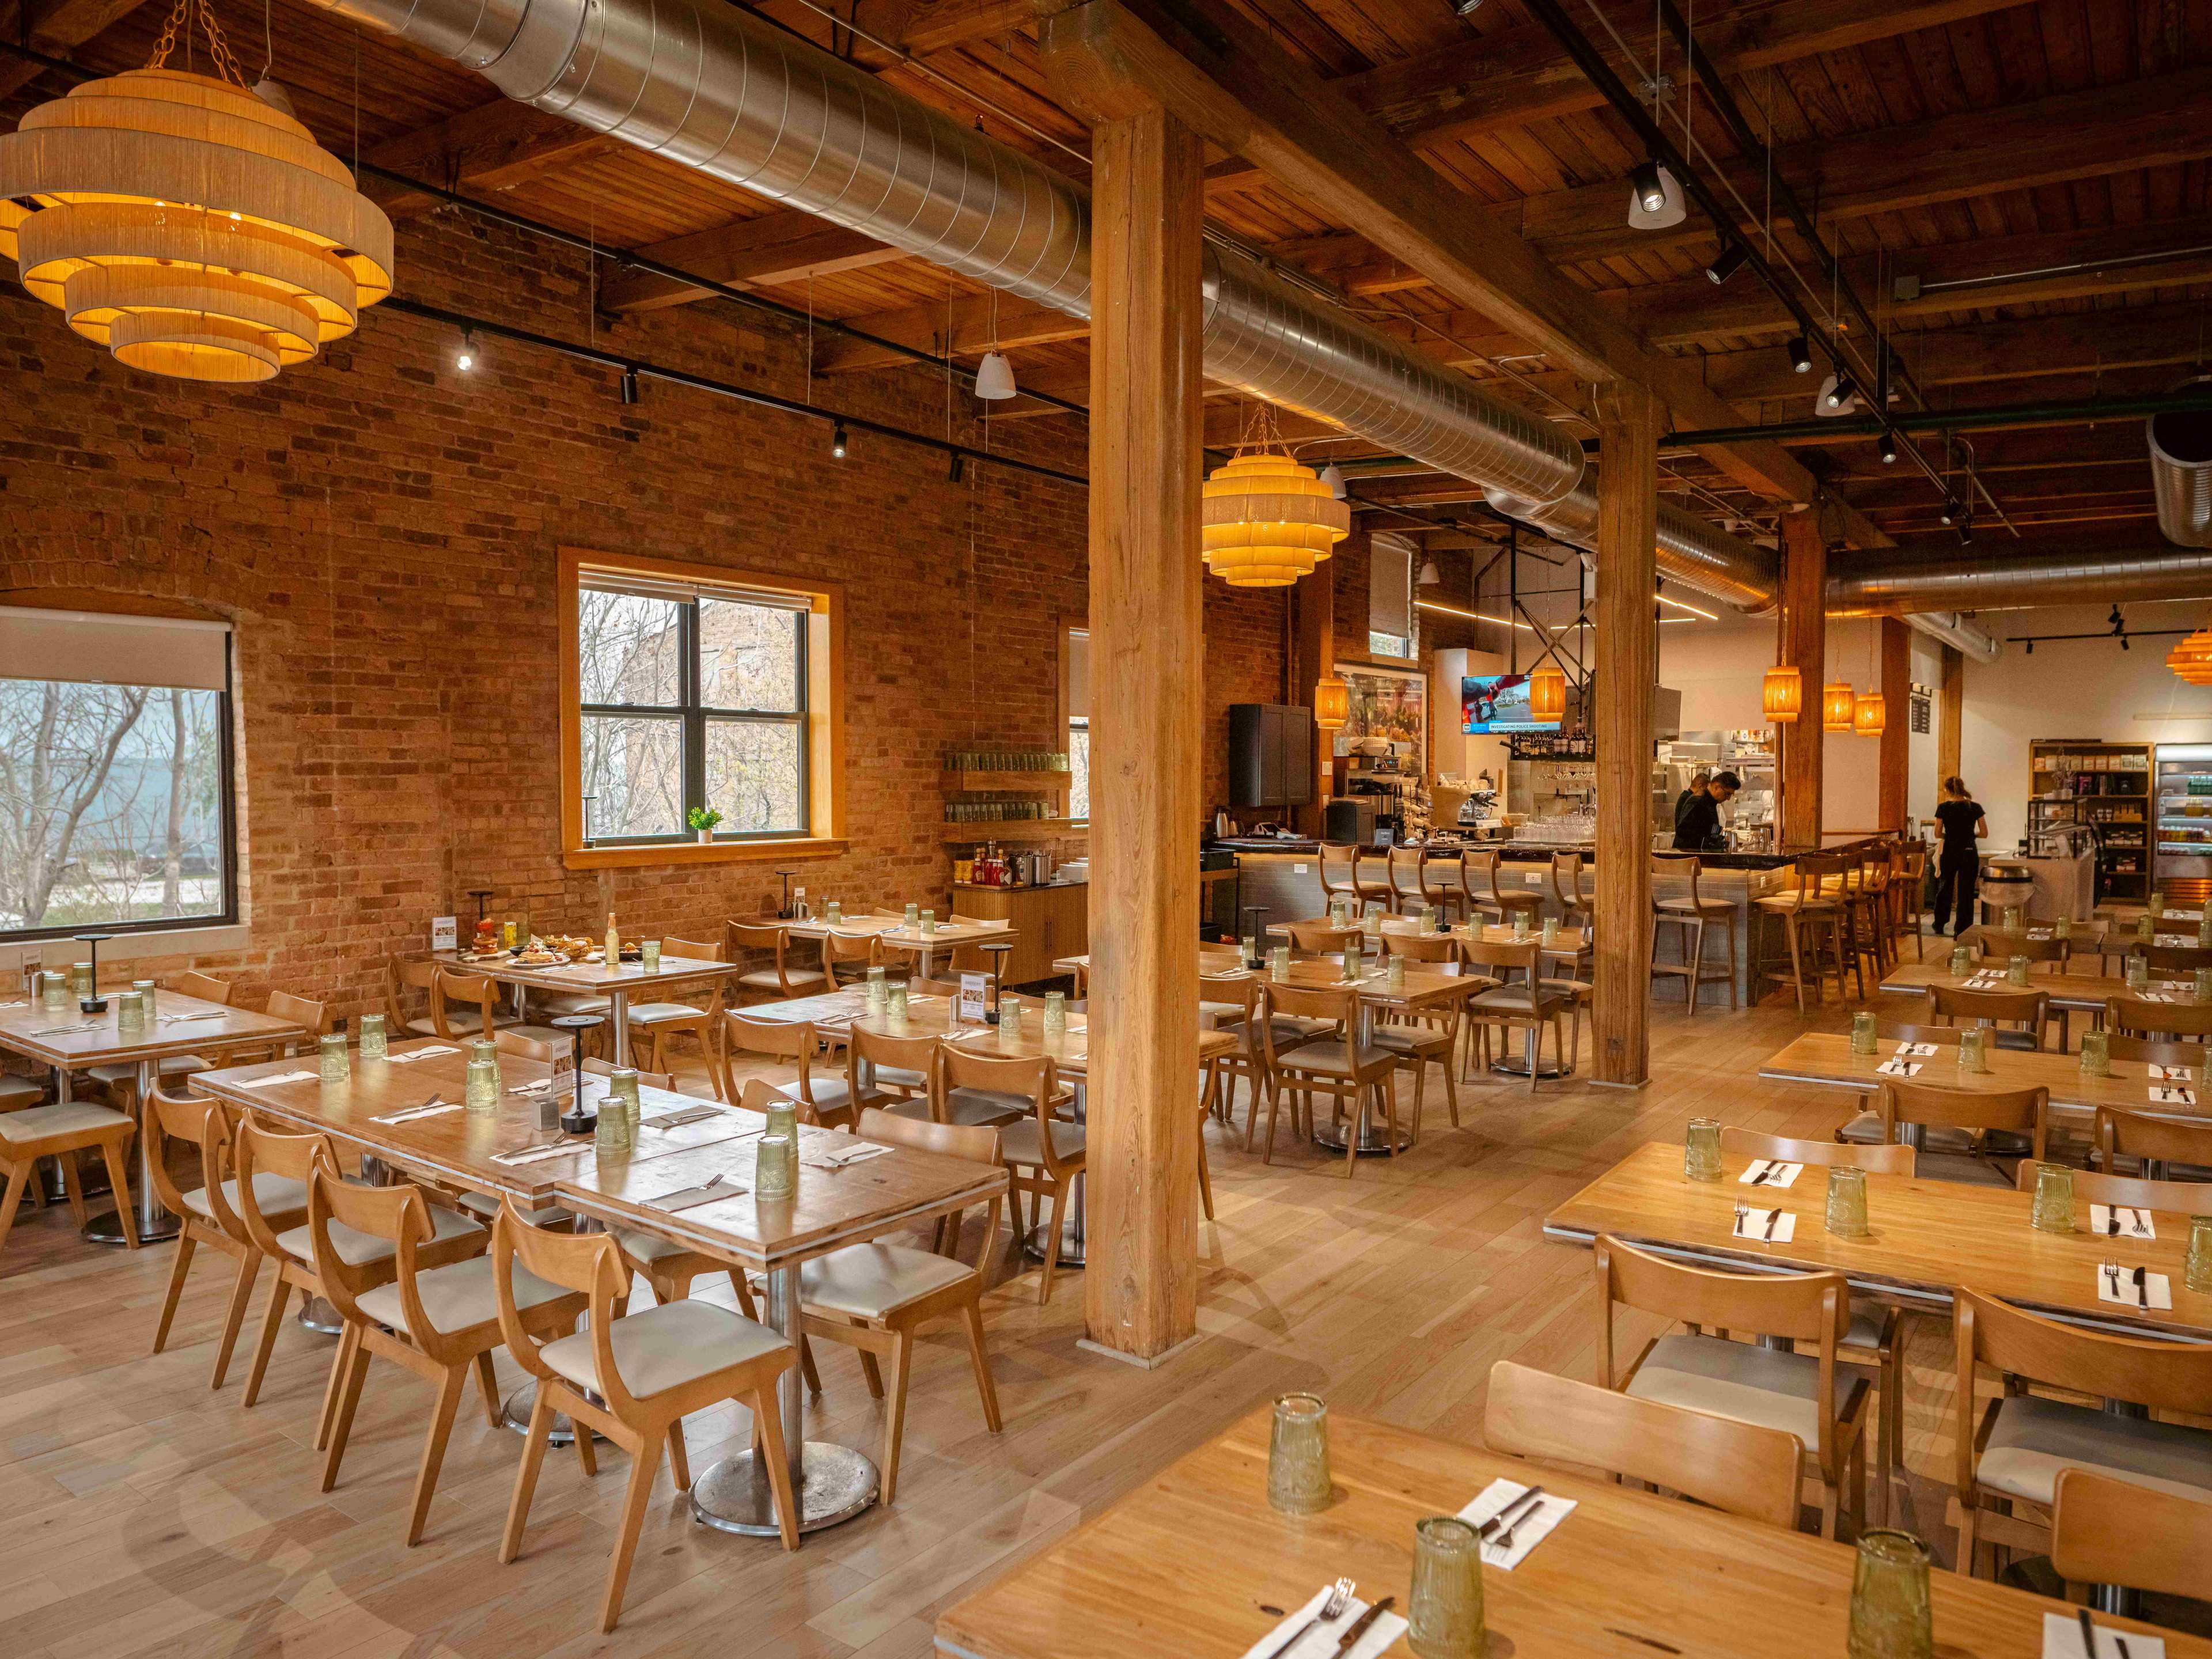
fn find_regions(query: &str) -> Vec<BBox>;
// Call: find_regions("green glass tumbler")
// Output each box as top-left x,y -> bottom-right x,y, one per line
1949,945 -> 1971,978
40,970 -> 68,1010
639,940 -> 661,975
1342,943 -> 1362,982
1826,1166 -> 1870,1238
358,1013 -> 387,1061
2196,967 -> 2212,1003
1407,1516 -> 1486,1659
2031,1162 -> 2076,1234
594,1085 -> 632,1152
1269,945 -> 1291,982
2080,1027 -> 2110,1077
1387,953 -> 1407,989
115,989 -> 143,1037
2002,906 -> 2022,931
1956,1027 -> 1988,1074
608,1067 -> 642,1134
887,982 -> 910,1026
1846,1530 -> 1933,1659
1266,1393 -> 1331,1516
904,902 -> 919,926
1684,1117 -> 1723,1181
2054,915 -> 2072,940
2188,1213 -> 2212,1294
318,1032 -> 350,1084
466,1046 -> 500,1116
134,979 -> 156,1018
756,1132 -> 797,1199
762,1094 -> 797,1142
1043,991 -> 1066,1037
2006,955 -> 2030,987
1851,1010 -> 1877,1056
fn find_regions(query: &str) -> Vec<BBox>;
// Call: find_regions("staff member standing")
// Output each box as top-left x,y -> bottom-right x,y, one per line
1673,771 -> 1738,852
1932,775 -> 1988,936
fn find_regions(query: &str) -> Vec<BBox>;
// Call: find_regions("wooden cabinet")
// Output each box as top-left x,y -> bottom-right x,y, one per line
952,881 -> 1089,986
1228,703 -> 1316,809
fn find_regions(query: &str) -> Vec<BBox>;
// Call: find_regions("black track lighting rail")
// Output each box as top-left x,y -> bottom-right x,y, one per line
1671,387 -> 2212,446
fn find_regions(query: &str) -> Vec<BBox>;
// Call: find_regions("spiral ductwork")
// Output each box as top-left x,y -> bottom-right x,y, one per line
1828,540 -> 2212,615
1484,479 -> 1778,613
2150,379 -> 2212,548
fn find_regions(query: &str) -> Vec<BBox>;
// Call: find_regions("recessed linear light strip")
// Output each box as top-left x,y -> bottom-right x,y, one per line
1417,599 -> 1704,628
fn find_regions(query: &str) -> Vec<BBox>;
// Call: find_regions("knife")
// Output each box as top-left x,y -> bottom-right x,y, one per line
2134,1265 -> 2149,1305
1325,1597 -> 1396,1658
1476,1484 -> 1546,1540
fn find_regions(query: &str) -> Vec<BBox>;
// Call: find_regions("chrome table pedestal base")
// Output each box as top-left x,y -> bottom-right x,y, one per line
1020,1173 -> 1086,1266
297,1296 -> 344,1336
1310,1119 -> 1415,1156
501,1383 -> 606,1447
690,1443 -> 879,1537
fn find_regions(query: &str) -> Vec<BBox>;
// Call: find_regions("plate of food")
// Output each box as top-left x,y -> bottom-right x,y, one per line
514,948 -> 565,967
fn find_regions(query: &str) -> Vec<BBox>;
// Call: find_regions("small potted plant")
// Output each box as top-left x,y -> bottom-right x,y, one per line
688,806 -> 723,844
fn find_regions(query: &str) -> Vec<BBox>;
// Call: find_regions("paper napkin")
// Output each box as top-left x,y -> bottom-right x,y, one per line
1238,1590 -> 1406,1659
642,1105 -> 722,1129
1875,1058 -> 1922,1077
370,1099 -> 462,1124
801,1140 -> 893,1170
646,1178 -> 747,1213
2089,1204 -> 2156,1240
490,1141 -> 587,1166
239,1069 -> 321,1088
2148,1063 -> 2195,1082
2095,1267 -> 2173,1310
382,1044 -> 461,1066
1738,1161 -> 1802,1188
1456,1478 -> 1577,1571
1732,1207 -> 1797,1243
1894,1042 -> 1940,1058
2149,1085 -> 2198,1106
2044,1612 -> 2164,1658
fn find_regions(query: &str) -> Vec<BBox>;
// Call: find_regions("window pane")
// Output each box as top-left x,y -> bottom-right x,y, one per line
579,588 -> 683,707
581,714 -> 685,838
1069,722 -> 1090,821
0,681 -> 227,934
705,719 -> 804,834
699,598 -> 801,713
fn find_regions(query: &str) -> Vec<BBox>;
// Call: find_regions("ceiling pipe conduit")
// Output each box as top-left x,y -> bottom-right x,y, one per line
2150,378 -> 2212,548
1828,543 -> 2212,616
1902,612 -> 2001,663
1483,479 -> 1778,615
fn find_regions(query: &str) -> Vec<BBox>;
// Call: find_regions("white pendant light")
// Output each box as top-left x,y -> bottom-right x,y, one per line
1320,460 -> 1347,500
974,350 -> 1017,400
1626,161 -> 1686,230
1418,557 -> 1441,586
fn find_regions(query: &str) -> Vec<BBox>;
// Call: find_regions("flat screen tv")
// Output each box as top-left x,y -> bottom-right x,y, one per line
1462,673 -> 1559,734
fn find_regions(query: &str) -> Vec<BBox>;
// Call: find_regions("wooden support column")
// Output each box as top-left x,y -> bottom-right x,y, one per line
1877,618 -> 1911,831
1079,101 -> 1205,1363
1937,644 -> 1964,787
1293,569 -> 1335,836
1778,514 -> 1827,848
1593,382 -> 1660,1088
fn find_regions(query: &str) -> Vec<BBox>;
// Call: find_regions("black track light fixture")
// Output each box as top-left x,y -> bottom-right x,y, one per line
1786,335 -> 1813,375
1878,430 -> 1897,465
454,329 -> 475,373
831,422 -> 849,460
1938,499 -> 1956,527
1957,512 -> 1974,545
619,368 -> 638,405
948,451 -> 965,483
1630,160 -> 1667,216
1824,372 -> 1855,410
1705,242 -> 1749,286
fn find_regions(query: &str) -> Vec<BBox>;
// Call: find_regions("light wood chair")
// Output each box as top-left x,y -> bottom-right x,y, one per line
0,1096 -> 139,1266
797,1108 -> 1005,1505
2090,1103 -> 2212,1181
1317,842 -> 1361,911
1286,919 -> 1359,956
1461,937 -> 1570,1092
1550,852 -> 1593,931
1963,929 -> 2068,969
1376,931 -> 1463,1131
1484,1359 -> 1802,1533
846,1022 -> 942,1116
1754,852 -> 1850,1013
1594,1233 -> 1869,1540
993,1054 -> 1082,1304
1461,849 -> 1543,929
818,927 -> 882,988
726,919 -> 829,1003
2103,1032 -> 2207,1068
2107,993 -> 2212,1043
940,1043 -> 1057,1132
1897,843 -> 1929,959
1949,1287 -> 2212,1578
385,961 -> 469,1039
1419,851 -> 1465,925
2052,1468 -> 2212,1603
1651,854 -> 1738,1014
1851,1078 -> 2048,1189
2010,1158 -> 2212,1217
1198,971 -> 1267,1144
2128,939 -> 2212,975
609,935 -> 726,1078
312,1168 -> 587,1546
1719,1126 -> 1914,1524
1258,980 -> 1399,1178
717,1010 -> 853,1125
491,1205 -> 800,1631
1385,845 -> 1431,915
1926,984 -> 2051,1052
145,1084 -> 305,1387
429,967 -> 529,1043
1347,845 -> 1396,914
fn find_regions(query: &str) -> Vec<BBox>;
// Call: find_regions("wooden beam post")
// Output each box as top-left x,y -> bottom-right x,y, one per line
1593,382 -> 1660,1088
1878,618 -> 1911,831
1938,645 -> 1964,789
1293,567 -> 1335,838
1078,101 -> 1205,1363
1778,515 -> 1827,848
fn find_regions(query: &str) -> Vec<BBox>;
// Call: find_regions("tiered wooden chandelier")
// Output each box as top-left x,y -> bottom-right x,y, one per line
2170,622 -> 2212,685
0,0 -> 392,384
1201,418 -> 1350,588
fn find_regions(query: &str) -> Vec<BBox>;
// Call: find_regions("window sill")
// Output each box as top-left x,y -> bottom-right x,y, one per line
562,837 -> 850,871
1,922 -> 249,970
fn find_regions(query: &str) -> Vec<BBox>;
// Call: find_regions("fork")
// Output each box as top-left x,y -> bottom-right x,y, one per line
1262,1578 -> 1354,1659
1733,1202 -> 1749,1236
2103,1261 -> 2122,1300
1494,1490 -> 1550,1553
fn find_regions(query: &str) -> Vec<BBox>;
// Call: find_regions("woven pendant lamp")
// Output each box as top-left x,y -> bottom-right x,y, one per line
1762,664 -> 1802,723
1202,451 -> 1352,588
1313,675 -> 1349,730
0,0 -> 392,384
1822,681 -> 1857,733
1527,663 -> 1566,721
2170,623 -> 2212,685
1853,691 -> 1886,737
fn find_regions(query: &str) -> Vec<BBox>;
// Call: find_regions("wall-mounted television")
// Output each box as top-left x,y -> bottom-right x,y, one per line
1462,673 -> 1559,734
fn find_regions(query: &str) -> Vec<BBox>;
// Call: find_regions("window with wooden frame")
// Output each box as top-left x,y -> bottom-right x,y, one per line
559,550 -> 844,868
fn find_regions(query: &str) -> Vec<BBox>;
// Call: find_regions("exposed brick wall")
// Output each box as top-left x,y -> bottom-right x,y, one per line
0,210 -> 1285,1021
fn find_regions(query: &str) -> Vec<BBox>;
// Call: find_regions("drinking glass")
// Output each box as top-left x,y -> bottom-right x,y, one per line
920,910 -> 937,937
1269,945 -> 1291,982
2196,967 -> 2212,1004
904,902 -> 919,925
2199,914 -> 2212,948
466,1042 -> 500,1115
756,1132 -> 797,1199
1956,1027 -> 1987,1074
1851,1010 -> 1877,1056
2030,1162 -> 2076,1234
639,940 -> 661,975
2055,915 -> 2072,940
70,961 -> 92,998
1266,1393 -> 1331,1515
1387,953 -> 1407,989
887,982 -> 910,1025
866,978 -> 888,1016
2006,955 -> 2030,987
2187,1214 -> 2212,1294
608,1067 -> 642,1134
1420,908 -> 1439,936
1948,944 -> 1971,978
2002,906 -> 2022,932
1407,1516 -> 1486,1659
1000,1001 -> 1025,1046
1541,915 -> 1560,947
134,979 -> 157,1018
1241,932 -> 1260,966
502,921 -> 518,950
40,970 -> 68,1010
1043,991 -> 1067,1037
762,1094 -> 798,1142
1512,912 -> 1531,942
359,1012 -> 388,1061
1342,943 -> 1362,982
318,1032 -> 351,1084
594,1085 -> 632,1151
115,989 -> 144,1037
2128,957 -> 2151,992
2139,912 -> 2156,942
1684,1117 -> 1723,1181
2079,1027 -> 2109,1077
1846,1531 -> 1933,1659
1826,1166 -> 1870,1238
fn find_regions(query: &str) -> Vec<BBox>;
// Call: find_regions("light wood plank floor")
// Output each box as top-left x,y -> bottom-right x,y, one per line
0,983 -> 2199,1658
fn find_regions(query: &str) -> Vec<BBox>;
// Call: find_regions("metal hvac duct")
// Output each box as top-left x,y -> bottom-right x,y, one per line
1483,479 -> 1778,613
2150,378 -> 2212,548
1902,612 -> 2000,663
1828,540 -> 2212,615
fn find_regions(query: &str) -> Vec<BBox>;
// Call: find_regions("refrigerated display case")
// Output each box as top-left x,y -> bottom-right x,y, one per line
2153,742 -> 2212,902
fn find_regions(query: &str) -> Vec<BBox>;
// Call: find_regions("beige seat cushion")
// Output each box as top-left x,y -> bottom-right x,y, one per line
1843,1306 -> 1892,1353
1469,984 -> 1568,1016
866,1065 -> 930,1092
276,1204 -> 483,1267
941,1087 -> 1037,1127
738,967 -> 827,994
1372,1027 -> 1451,1057
1199,999 -> 1249,1029
405,1012 -> 485,1038
535,993 -> 612,1019
0,1074 -> 46,1109
355,1253 -> 571,1339
537,1299 -> 789,1400
626,1002 -> 706,1025
183,1173 -> 308,1224
1624,1332 -> 1861,1451
799,1242 -> 972,1320
454,1190 -> 570,1226
1002,1116 -> 1085,1166
1280,1042 -> 1397,1077
87,1056 -> 210,1086
1977,1394 -> 2212,1506
1656,896 -> 1734,916
615,1228 -> 707,1268
0,1100 -> 131,1143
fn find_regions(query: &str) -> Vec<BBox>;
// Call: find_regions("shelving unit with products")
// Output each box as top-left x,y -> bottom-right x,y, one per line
2029,740 -> 2150,903
941,751 -> 1081,842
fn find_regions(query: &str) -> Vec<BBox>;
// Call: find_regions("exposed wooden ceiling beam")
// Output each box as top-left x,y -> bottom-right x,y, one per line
813,290 -> 1091,373
363,100 -> 616,218
896,0 -> 1038,54
599,210 -> 907,311
0,0 -> 161,99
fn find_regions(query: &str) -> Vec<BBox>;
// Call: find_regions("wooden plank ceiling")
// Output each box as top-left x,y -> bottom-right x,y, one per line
5,0 -> 2210,565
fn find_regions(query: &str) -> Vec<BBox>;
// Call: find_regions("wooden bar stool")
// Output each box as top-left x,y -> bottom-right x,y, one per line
1550,852 -> 1593,931
1753,852 -> 1849,1013
1317,842 -> 1361,911
1468,849 -> 1544,930
1348,844 -> 1397,915
1385,845 -> 1429,915
1418,850 -> 1465,925
1650,854 -> 1738,1014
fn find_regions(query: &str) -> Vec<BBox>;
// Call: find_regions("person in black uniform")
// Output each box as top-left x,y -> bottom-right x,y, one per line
1931,775 -> 1988,935
1672,770 -> 1738,851
1673,770 -> 1711,833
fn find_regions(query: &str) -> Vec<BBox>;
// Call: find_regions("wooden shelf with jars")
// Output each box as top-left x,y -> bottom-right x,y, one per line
942,750 -> 1081,844
939,817 -> 1085,842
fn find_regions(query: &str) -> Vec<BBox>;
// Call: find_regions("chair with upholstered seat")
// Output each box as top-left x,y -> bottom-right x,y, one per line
992,1053 -> 1081,1304
2103,1032 -> 2207,1069
144,1084 -> 305,1387
387,960 -> 478,1040
1461,937 -> 1570,1091
0,1097 -> 138,1264
1285,920 -> 1359,956
2052,1468 -> 2212,1603
1595,1233 -> 1869,1539
616,935 -> 726,1080
2107,993 -> 2212,1044
1950,1286 -> 2212,1578
1754,852 -> 1850,1013
1258,980 -> 1399,1177
438,967 -> 573,1052
1201,971 -> 1320,1153
1550,853 -> 1593,932
1460,849 -> 1542,930
844,1022 -> 943,1122
1385,846 -> 1430,916
1484,1360 -> 1804,1533
312,1169 -> 588,1546
1317,842 -> 1360,913
725,919 -> 828,1005
717,1009 -> 853,1126
1418,851 -> 1465,925
1376,931 -> 1463,1132
797,1108 -> 1004,1504
817,927 -> 881,990
492,1206 -> 800,1630
1652,854 -> 1738,1015
941,1042 -> 1056,1134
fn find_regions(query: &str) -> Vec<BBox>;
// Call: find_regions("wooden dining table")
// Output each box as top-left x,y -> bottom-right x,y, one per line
0,987 -> 307,1243
429,948 -> 733,1067
1544,1140 -> 2212,1342
198,1037 -> 1007,1540
778,911 -> 1014,977
1880,960 -> 2146,1018
933,1402 -> 2207,1659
